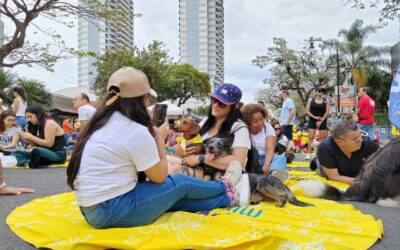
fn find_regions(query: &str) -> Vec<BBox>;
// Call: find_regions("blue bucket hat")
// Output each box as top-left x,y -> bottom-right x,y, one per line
209,83 -> 242,105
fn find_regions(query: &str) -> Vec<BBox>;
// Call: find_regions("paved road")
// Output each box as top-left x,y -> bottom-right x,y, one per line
1,166 -> 399,250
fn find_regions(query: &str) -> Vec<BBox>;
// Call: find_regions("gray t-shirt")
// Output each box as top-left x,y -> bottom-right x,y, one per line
0,126 -> 20,152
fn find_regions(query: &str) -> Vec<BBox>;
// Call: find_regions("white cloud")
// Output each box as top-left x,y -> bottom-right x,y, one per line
7,0 -> 399,101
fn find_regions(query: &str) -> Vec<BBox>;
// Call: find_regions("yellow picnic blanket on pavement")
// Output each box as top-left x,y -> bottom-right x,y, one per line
7,171 -> 383,250
287,161 -> 310,168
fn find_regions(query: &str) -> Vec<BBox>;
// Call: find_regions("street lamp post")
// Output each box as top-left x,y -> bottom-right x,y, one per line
309,38 -> 341,115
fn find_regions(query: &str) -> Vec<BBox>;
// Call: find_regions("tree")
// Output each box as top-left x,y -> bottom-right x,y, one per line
366,69 -> 392,112
336,19 -> 390,88
92,41 -> 172,99
17,78 -> 52,108
92,41 -> 210,104
0,0 -> 135,70
252,37 -> 336,112
162,63 -> 210,106
344,0 -> 400,25
0,70 -> 17,105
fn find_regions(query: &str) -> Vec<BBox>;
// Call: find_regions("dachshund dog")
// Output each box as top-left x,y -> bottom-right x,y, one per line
248,173 -> 313,207
295,137 -> 400,208
174,118 -> 204,157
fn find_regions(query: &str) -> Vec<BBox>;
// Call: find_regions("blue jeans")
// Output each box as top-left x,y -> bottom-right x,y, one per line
259,154 -> 287,171
358,123 -> 374,141
80,173 -> 230,229
16,116 -> 26,128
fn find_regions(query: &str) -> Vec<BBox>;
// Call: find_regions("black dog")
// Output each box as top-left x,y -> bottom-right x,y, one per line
296,137 -> 400,207
202,137 -> 233,181
248,173 -> 313,207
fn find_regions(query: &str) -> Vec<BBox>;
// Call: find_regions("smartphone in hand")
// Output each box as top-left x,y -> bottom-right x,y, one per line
152,104 -> 168,127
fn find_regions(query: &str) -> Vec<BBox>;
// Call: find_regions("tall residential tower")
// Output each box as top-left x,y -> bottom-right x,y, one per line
179,0 -> 224,88
78,0 -> 134,88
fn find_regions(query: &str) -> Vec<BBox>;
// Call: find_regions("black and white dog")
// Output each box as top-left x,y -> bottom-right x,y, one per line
295,137 -> 400,207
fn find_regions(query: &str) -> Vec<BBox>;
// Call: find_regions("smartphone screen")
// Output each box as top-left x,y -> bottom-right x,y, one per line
152,104 -> 168,127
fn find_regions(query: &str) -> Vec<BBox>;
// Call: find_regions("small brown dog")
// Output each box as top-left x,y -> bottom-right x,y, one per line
174,118 -> 204,157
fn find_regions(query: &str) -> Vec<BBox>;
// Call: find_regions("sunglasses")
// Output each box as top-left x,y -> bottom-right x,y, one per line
316,89 -> 324,93
210,97 -> 227,108
274,127 -> 281,130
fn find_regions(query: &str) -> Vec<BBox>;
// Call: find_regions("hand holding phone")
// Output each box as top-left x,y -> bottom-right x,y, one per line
152,104 -> 168,127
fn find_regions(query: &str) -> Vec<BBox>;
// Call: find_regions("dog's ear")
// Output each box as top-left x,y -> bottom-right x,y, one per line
189,120 -> 201,136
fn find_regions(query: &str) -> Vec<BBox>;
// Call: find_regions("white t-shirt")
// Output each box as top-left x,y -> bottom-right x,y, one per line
78,104 -> 97,121
250,122 -> 276,156
12,98 -> 27,117
74,112 -> 160,207
199,118 -> 251,149
0,126 -> 20,152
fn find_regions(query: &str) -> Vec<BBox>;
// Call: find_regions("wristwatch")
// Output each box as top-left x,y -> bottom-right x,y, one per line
198,154 -> 205,164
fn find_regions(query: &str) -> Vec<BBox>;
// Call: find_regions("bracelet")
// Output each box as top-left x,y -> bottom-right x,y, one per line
0,182 -> 6,189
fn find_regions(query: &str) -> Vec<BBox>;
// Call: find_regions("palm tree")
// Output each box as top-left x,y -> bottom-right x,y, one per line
17,78 -> 52,108
0,70 -> 17,106
338,19 -> 390,88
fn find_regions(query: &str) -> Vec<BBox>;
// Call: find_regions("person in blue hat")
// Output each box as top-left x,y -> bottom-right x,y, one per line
172,83 -> 251,206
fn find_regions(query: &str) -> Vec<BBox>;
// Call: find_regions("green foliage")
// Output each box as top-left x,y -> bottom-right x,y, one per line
0,70 -> 17,105
337,19 -> 390,86
195,105 -> 210,116
366,69 -> 391,112
252,37 -> 335,121
0,70 -> 51,108
162,64 -> 210,106
92,41 -> 210,105
374,113 -> 390,126
17,79 -> 52,108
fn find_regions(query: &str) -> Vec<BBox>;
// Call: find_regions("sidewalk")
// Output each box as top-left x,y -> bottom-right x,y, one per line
1,161 -> 399,249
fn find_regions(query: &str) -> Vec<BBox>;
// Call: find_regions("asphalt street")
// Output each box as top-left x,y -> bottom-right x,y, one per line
1,164 -> 399,250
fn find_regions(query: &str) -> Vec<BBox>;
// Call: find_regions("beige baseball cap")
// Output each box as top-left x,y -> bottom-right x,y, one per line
107,67 -> 157,98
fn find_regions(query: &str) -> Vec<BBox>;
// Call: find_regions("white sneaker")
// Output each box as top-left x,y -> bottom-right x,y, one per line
231,173 -> 250,207
305,154 -> 311,160
220,160 -> 242,190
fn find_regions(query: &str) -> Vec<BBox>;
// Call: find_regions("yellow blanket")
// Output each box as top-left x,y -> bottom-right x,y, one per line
287,161 -> 311,168
7,171 -> 383,250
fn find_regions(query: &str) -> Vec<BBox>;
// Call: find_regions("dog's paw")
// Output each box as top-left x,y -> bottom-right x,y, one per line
376,198 -> 400,208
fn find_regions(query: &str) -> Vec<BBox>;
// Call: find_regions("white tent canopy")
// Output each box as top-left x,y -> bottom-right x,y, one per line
148,100 -> 184,116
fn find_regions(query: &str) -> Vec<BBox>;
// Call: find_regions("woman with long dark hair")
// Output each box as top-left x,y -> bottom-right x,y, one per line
169,83 -> 250,206
16,104 -> 67,168
12,86 -> 27,128
67,67 -> 245,229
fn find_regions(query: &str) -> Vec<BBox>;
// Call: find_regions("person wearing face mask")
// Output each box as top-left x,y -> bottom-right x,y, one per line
305,87 -> 330,160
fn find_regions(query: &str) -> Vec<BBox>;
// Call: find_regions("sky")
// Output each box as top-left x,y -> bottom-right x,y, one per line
7,0 -> 400,103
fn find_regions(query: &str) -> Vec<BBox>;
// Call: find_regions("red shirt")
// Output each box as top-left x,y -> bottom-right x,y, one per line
357,95 -> 375,124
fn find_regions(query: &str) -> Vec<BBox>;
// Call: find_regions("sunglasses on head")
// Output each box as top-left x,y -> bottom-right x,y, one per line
210,97 -> 227,108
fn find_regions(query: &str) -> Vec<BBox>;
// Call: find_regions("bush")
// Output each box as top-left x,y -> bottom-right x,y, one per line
374,113 -> 390,126
195,105 -> 210,116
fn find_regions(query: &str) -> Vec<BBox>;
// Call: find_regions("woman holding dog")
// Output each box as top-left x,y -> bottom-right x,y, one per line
305,87 -> 330,160
171,83 -> 251,206
241,103 -> 289,181
67,67 -> 246,229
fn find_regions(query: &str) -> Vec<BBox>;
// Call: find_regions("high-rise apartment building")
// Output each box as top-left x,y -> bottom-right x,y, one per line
78,0 -> 134,88
179,0 -> 224,88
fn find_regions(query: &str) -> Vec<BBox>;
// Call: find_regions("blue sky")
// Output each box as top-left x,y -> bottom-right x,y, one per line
7,0 -> 399,103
